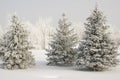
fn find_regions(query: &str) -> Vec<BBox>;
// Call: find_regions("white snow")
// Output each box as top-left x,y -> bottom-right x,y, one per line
0,49 -> 120,80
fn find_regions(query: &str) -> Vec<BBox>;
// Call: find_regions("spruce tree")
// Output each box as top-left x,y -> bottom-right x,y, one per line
0,26 -> 4,58
47,14 -> 77,66
1,15 -> 35,69
75,6 -> 119,71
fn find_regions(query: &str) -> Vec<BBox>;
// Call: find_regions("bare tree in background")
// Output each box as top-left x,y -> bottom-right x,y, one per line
36,17 -> 54,50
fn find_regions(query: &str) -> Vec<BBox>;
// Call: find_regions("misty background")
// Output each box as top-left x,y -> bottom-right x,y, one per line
0,0 -> 120,49
0,0 -> 120,28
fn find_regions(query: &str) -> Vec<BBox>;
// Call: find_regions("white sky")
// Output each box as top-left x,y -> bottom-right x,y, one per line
0,0 -> 119,29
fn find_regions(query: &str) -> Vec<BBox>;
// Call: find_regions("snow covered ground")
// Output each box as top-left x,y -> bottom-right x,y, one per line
0,50 -> 120,80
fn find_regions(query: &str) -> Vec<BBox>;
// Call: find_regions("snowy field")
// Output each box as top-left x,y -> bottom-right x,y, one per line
0,50 -> 120,80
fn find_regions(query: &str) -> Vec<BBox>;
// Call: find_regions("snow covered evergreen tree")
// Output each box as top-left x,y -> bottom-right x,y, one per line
75,6 -> 119,71
1,14 -> 35,69
47,14 -> 78,66
0,25 -> 4,58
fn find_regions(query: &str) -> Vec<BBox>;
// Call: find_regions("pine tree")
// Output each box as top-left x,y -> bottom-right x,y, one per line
0,25 -> 4,58
47,14 -> 78,66
1,15 -> 35,69
75,6 -> 119,71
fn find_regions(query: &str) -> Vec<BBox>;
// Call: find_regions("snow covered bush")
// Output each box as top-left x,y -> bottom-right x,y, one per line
46,14 -> 78,66
75,6 -> 119,71
1,14 -> 35,69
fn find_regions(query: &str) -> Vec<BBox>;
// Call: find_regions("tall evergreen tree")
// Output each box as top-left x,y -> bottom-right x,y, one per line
75,6 -> 119,71
47,14 -> 78,66
1,15 -> 35,69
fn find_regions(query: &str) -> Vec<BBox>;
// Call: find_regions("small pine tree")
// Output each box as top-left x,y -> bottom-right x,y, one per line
75,6 -> 119,71
47,14 -> 78,66
1,14 -> 35,69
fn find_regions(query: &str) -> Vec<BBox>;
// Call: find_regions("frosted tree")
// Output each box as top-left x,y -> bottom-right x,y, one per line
25,18 -> 54,50
47,14 -> 78,66
0,25 -> 4,58
75,6 -> 119,71
0,25 -> 3,38
36,17 -> 54,49
1,14 -> 35,69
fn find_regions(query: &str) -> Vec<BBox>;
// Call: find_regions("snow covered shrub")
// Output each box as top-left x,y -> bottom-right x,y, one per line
47,14 -> 78,66
75,6 -> 119,71
1,14 -> 35,69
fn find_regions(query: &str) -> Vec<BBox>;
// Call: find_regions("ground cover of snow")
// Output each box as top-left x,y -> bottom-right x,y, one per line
0,49 -> 120,80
